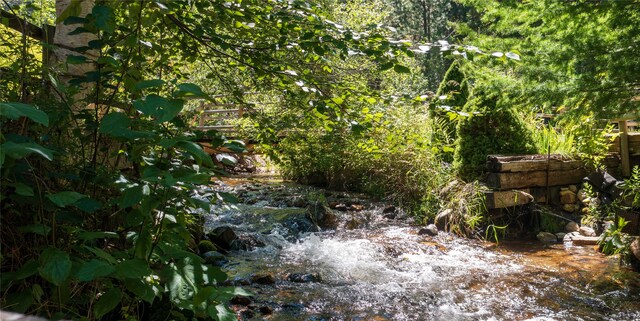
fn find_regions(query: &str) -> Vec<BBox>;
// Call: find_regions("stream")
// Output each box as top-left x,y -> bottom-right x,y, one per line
202,176 -> 640,321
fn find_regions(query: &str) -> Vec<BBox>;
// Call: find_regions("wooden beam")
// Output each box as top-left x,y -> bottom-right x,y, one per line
0,9 -> 51,41
485,189 -> 534,209
620,120 -> 631,177
487,155 -> 582,172
486,168 -> 587,190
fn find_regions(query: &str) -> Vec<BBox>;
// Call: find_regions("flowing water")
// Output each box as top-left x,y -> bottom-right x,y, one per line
203,177 -> 640,321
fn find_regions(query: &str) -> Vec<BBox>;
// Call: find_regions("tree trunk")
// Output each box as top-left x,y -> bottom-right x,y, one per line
52,0 -> 97,81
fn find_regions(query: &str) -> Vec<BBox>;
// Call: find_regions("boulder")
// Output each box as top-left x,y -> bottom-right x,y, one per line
537,232 -> 558,243
435,209 -> 453,230
203,251 -> 228,266
306,201 -> 338,229
568,185 -> 578,193
230,296 -> 252,306
555,232 -> 566,240
565,221 -> 580,233
577,189 -> 587,202
630,238 -> 640,264
418,224 -> 438,237
579,226 -> 596,237
562,204 -> 579,213
207,226 -> 238,250
559,190 -> 578,205
563,231 -> 581,242
382,205 -> 396,214
251,273 -> 276,285
287,273 -> 321,283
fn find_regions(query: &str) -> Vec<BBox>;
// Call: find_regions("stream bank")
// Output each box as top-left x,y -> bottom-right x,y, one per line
201,176 -> 640,321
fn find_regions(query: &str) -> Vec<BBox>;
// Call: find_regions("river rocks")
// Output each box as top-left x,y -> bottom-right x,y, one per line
418,224 -> 438,236
579,226 -> 596,237
537,231 -> 558,243
563,231 -> 580,242
251,273 -> 276,285
383,205 -> 396,214
435,209 -> 453,230
568,185 -> 578,193
287,196 -> 308,208
287,272 -> 321,283
230,295 -> 252,306
565,221 -> 580,233
555,232 -> 566,240
258,306 -> 273,315
577,189 -> 587,202
562,204 -> 579,213
560,189 -> 578,204
630,238 -> 640,263
203,251 -> 228,266
306,201 -> 338,229
207,226 -> 238,250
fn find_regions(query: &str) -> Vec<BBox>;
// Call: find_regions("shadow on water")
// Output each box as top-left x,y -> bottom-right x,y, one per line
205,178 -> 640,321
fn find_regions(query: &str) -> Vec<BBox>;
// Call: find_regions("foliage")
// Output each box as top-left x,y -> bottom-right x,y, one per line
456,0 -> 640,119
1,0 -> 449,319
621,166 -> 640,208
599,217 -> 632,257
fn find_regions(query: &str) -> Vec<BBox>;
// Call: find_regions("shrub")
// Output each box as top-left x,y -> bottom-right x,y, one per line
453,81 -> 536,180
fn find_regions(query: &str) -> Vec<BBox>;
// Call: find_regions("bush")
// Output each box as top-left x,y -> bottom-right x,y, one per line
453,81 -> 536,180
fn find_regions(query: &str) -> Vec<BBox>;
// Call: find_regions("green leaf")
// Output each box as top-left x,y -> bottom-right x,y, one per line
116,259 -> 152,279
77,231 -> 118,241
216,153 -> 237,166
47,191 -> 86,208
92,5 -> 115,34
75,197 -> 103,213
94,288 -> 121,319
66,55 -> 88,64
77,259 -> 115,281
14,182 -> 34,196
99,112 -> 131,136
18,224 -> 51,236
135,79 -> 165,91
208,304 -> 236,321
222,140 -> 246,153
134,94 -> 184,123
1,141 -> 53,161
393,64 -> 411,73
0,102 -> 49,126
84,246 -> 117,265
118,185 -> 143,208
174,83 -> 208,99
125,279 -> 157,304
175,141 -> 214,167
39,248 -> 71,286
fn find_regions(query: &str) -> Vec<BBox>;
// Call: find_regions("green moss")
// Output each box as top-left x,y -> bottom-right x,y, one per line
198,240 -> 218,253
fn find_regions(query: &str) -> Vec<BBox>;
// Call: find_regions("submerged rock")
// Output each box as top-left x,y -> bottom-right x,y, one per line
287,272 -> 321,283
306,201 -> 338,229
537,232 -> 558,243
382,205 -> 396,214
230,295 -> 252,306
418,224 -> 438,237
251,273 -> 276,285
203,251 -> 228,266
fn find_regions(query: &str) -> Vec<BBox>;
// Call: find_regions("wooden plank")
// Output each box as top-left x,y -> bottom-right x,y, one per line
620,120 -> 631,177
485,189 -> 534,209
570,236 -> 600,246
487,155 -> 582,173
486,168 -> 588,190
